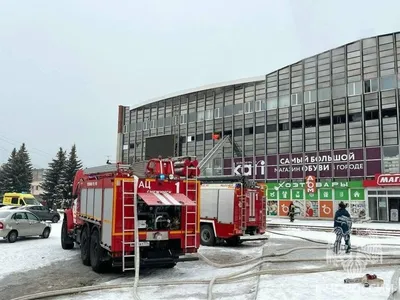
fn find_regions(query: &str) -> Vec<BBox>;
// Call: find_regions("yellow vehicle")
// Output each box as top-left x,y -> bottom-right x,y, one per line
2,193 -> 41,206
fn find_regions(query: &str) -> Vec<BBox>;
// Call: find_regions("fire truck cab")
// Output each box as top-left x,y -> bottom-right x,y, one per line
199,176 -> 267,246
61,158 -> 200,272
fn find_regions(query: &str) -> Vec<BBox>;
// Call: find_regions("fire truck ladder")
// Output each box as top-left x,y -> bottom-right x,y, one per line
238,183 -> 247,231
184,168 -> 198,251
198,135 -> 242,172
121,179 -> 137,272
83,163 -> 132,176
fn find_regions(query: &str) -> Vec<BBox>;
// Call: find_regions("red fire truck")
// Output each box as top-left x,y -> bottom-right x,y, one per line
199,176 -> 267,246
61,158 -> 200,272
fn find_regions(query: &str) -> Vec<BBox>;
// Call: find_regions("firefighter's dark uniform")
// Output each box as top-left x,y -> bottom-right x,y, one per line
333,202 -> 352,254
288,204 -> 295,222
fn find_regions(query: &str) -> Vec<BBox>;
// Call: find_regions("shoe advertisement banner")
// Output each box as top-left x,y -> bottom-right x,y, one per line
265,180 -> 365,219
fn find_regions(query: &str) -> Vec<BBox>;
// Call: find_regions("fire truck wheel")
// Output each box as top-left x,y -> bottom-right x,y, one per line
90,228 -> 107,273
81,226 -> 91,266
61,215 -> 74,250
200,224 -> 215,246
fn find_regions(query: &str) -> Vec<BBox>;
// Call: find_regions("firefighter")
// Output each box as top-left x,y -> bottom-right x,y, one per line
288,201 -> 296,222
333,201 -> 352,254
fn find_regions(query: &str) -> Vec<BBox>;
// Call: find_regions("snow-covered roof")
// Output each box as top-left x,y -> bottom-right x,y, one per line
129,75 -> 265,110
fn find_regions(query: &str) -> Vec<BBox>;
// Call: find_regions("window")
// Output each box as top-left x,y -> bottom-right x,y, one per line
318,88 -> 331,101
142,120 -> 149,130
214,107 -> 221,119
291,93 -> 303,106
266,124 -> 276,132
23,197 -> 39,205
266,98 -> 277,110
244,102 -> 253,113
123,125 -> 128,134
383,146 -> 400,173
365,110 -> 379,120
204,109 -> 213,120
278,95 -> 290,108
278,122 -> 289,131
165,117 -> 172,126
180,114 -> 187,125
291,120 -> 302,129
11,197 -> 18,205
347,82 -> 362,96
233,103 -> 243,115
224,105 -> 233,117
197,111 -> 204,122
333,114 -> 346,124
13,212 -> 27,220
0,211 -> 13,218
349,112 -> 362,122
26,212 -> 40,222
332,85 -> 346,98
187,112 -> 196,123
364,78 -> 379,93
304,90 -> 317,103
157,118 -> 164,128
255,100 -> 266,112
150,120 -> 156,129
380,75 -> 396,91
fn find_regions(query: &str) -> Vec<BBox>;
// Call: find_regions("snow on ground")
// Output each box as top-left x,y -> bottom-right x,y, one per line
257,267 -> 397,300
268,228 -> 400,248
56,243 -> 266,300
267,217 -> 400,231
0,214 -> 78,281
54,231 -> 400,300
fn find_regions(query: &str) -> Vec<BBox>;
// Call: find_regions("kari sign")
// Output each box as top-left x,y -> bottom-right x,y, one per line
223,147 -> 382,179
363,173 -> 400,187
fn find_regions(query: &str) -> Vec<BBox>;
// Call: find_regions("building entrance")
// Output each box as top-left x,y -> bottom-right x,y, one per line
367,189 -> 400,222
388,197 -> 400,222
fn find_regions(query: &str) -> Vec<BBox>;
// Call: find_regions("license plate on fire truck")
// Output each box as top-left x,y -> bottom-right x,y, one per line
129,241 -> 150,247
249,217 -> 255,222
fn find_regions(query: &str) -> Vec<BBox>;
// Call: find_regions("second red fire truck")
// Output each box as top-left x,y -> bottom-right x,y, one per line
198,175 -> 267,246
139,157 -> 268,247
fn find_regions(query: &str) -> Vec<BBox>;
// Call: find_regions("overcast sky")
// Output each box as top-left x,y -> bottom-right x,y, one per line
0,0 -> 399,168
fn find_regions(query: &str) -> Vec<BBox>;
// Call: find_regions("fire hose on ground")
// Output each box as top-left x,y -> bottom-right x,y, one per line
10,252 -> 400,300
10,204 -> 400,300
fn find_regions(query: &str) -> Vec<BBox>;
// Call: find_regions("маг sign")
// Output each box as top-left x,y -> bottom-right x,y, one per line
376,174 -> 400,186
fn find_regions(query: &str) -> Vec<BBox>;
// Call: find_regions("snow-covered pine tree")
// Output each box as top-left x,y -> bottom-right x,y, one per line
1,148 -> 18,192
40,147 -> 66,207
60,144 -> 82,206
12,143 -> 33,193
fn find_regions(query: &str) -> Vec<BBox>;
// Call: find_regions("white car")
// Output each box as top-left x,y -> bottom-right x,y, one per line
0,209 -> 52,243
0,206 -> 19,210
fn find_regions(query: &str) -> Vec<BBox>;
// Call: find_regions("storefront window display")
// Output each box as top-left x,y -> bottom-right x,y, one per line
266,180 -> 366,220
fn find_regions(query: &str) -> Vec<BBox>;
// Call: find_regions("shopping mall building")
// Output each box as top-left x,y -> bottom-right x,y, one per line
117,32 -> 400,222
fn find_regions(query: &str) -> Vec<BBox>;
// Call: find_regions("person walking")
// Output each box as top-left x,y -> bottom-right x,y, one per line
288,201 -> 296,222
333,201 -> 352,254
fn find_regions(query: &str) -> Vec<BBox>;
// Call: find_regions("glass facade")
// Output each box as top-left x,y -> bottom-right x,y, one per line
120,32 -> 400,181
